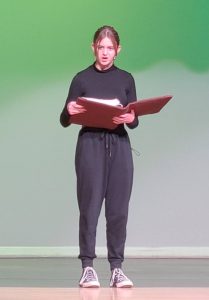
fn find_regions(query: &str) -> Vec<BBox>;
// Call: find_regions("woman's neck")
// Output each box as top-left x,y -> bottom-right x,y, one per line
94,61 -> 114,71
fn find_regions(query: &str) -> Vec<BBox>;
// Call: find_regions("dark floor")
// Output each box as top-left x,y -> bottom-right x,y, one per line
0,258 -> 209,287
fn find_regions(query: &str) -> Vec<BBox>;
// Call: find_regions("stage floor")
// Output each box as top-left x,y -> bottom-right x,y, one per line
0,258 -> 209,299
0,288 -> 209,300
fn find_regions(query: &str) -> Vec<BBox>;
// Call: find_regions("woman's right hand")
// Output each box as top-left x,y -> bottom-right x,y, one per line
67,101 -> 86,115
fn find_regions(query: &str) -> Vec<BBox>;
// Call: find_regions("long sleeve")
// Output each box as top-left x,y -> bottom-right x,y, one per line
60,74 -> 83,127
126,74 -> 139,129
59,65 -> 139,130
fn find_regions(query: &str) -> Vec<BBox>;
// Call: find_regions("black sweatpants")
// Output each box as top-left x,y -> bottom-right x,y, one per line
75,128 -> 133,270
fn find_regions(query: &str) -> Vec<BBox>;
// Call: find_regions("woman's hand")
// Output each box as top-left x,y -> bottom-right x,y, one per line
67,101 -> 86,115
112,109 -> 135,125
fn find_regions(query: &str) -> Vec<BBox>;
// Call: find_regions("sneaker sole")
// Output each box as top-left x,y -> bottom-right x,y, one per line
110,281 -> 133,288
80,282 -> 100,288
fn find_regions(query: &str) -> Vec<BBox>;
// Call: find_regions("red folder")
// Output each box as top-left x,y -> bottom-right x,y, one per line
70,95 -> 173,129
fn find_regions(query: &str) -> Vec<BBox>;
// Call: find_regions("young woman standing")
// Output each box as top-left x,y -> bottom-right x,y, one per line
60,25 -> 139,288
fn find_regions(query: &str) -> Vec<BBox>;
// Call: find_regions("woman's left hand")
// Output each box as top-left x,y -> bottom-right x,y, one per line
112,109 -> 135,124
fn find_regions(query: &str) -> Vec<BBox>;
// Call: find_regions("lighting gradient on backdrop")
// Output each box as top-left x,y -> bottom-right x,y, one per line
0,1 -> 209,249
0,1 -> 209,100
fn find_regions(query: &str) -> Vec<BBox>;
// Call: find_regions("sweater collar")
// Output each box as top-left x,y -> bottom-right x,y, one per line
92,63 -> 117,73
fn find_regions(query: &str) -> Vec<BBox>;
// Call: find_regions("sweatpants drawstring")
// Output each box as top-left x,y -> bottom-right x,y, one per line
100,132 -> 116,157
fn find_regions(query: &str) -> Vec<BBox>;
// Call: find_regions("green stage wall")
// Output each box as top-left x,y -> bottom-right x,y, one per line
0,1 -> 209,249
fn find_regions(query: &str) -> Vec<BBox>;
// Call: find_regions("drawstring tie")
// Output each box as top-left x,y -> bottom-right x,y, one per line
100,132 -> 116,157
131,147 -> 140,156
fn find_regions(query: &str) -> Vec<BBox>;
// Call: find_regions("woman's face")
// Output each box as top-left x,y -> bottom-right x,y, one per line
92,37 -> 121,71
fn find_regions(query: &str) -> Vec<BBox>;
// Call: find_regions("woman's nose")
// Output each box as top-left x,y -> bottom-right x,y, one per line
103,48 -> 108,55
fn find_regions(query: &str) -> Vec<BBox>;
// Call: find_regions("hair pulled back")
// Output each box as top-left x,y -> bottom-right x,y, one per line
93,25 -> 120,47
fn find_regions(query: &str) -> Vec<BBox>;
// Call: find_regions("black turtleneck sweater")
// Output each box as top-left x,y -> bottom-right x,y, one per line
60,64 -> 139,132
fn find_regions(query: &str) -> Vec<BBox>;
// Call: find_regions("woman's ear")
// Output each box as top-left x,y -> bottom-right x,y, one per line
91,43 -> 96,55
116,45 -> 121,55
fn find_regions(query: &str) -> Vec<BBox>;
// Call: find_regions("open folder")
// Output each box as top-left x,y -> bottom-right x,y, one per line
70,95 -> 173,130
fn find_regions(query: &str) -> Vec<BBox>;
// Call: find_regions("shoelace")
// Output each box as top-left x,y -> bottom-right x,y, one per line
84,268 -> 97,282
114,268 -> 128,282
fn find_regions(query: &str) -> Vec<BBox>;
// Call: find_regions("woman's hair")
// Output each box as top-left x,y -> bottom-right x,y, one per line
93,25 -> 120,47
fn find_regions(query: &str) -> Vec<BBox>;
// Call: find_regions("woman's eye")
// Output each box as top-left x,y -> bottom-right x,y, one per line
97,46 -> 114,51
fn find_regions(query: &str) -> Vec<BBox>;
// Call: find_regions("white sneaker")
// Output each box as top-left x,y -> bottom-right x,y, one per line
79,267 -> 100,288
110,268 -> 133,288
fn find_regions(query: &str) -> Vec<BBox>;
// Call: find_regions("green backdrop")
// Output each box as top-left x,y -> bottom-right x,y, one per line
0,0 -> 209,248
1,0 -> 208,103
